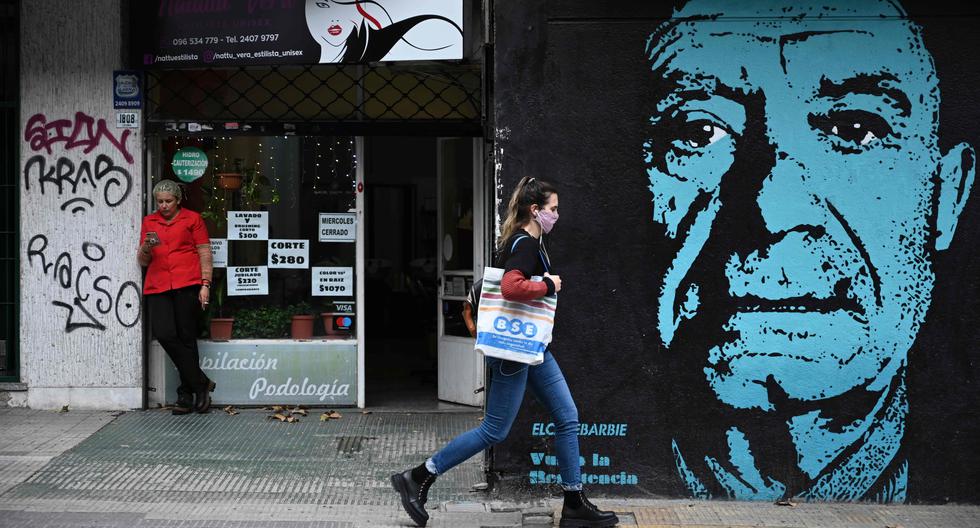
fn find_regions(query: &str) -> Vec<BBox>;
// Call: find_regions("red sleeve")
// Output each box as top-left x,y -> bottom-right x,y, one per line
191,213 -> 210,246
501,270 -> 550,301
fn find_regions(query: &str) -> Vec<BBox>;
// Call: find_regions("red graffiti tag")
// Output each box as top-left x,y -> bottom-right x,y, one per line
25,112 -> 134,165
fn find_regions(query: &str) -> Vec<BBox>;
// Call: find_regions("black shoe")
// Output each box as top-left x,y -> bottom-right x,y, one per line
193,379 -> 215,414
559,490 -> 619,527
172,392 -> 194,416
390,466 -> 436,527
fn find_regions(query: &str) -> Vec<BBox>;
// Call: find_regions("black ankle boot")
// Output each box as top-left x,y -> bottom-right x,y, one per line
390,463 -> 437,527
172,391 -> 193,415
193,379 -> 215,414
559,490 -> 619,527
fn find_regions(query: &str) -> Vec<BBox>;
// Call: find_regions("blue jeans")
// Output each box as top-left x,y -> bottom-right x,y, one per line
429,350 -> 582,490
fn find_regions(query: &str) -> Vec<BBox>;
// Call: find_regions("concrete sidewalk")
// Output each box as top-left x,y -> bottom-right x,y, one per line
0,408 -> 978,527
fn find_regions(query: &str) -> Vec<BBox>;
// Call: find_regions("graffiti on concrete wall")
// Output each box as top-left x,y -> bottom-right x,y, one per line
643,0 -> 975,502
22,111 -> 142,332
23,112 -> 134,214
26,235 -> 141,332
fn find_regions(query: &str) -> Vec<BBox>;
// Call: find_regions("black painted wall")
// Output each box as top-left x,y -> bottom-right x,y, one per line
490,0 -> 980,503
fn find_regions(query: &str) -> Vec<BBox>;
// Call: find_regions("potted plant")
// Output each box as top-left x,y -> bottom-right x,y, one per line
289,302 -> 315,340
208,276 -> 234,341
232,305 -> 291,339
216,157 -> 244,190
240,165 -> 281,210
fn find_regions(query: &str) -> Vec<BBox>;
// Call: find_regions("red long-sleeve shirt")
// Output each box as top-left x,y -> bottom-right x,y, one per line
140,209 -> 210,294
499,231 -> 555,301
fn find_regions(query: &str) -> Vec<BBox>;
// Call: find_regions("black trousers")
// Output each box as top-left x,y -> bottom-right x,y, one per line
147,285 -> 208,396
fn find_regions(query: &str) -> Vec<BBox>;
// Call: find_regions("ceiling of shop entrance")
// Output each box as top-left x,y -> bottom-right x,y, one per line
144,64 -> 483,136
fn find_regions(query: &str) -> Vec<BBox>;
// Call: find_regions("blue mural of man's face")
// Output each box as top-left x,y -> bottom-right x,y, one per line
644,0 -> 975,500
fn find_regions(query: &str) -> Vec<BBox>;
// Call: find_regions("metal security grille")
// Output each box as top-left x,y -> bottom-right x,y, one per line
145,63 -> 483,136
0,0 -> 18,380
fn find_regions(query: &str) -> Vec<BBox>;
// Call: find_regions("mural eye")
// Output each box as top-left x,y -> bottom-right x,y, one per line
679,121 -> 729,149
809,110 -> 892,150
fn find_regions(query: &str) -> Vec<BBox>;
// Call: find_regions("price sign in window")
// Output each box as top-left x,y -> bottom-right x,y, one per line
210,239 -> 227,268
228,266 -> 269,296
268,239 -> 309,269
228,211 -> 269,240
312,267 -> 353,297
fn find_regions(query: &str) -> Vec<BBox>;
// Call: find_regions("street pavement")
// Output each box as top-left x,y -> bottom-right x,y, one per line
0,407 -> 978,527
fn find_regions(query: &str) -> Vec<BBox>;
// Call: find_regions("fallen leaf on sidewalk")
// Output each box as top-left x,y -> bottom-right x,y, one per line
59,405 -> 70,413
361,410 -> 372,415
223,406 -> 239,416
291,408 -> 308,416
328,411 -> 342,419
270,413 -> 289,422
775,500 -> 797,507
320,411 -> 342,421
285,416 -> 299,423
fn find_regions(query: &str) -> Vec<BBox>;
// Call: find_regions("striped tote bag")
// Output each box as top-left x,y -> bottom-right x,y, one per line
474,266 -> 557,365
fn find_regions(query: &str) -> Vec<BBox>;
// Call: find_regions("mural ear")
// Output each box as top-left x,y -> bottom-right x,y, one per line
935,143 -> 976,251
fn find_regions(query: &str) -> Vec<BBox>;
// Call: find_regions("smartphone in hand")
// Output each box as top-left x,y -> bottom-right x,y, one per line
145,231 -> 161,247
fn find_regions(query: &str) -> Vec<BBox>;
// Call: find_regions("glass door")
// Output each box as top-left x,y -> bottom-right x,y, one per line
436,138 -> 484,406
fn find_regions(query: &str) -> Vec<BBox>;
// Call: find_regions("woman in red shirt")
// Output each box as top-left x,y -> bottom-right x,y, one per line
138,180 -> 215,415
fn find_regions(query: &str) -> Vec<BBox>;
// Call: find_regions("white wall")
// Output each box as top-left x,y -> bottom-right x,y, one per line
19,0 -> 144,409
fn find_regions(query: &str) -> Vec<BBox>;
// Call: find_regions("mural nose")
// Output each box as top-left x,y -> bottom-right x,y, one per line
755,156 -> 826,237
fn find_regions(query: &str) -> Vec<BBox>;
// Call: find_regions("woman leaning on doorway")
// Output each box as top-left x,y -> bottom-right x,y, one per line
137,180 -> 215,415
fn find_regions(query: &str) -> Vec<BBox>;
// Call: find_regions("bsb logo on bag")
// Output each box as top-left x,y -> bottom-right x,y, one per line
475,266 -> 557,365
494,317 -> 538,338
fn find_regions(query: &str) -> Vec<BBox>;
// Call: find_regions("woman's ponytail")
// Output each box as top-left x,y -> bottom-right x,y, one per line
497,176 -> 557,250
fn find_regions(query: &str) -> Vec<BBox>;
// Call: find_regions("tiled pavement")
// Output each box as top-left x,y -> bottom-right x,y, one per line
0,409 -> 118,496
0,408 -> 979,527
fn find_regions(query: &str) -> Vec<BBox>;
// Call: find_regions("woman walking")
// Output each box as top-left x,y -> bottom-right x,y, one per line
391,177 -> 619,527
138,180 -> 215,415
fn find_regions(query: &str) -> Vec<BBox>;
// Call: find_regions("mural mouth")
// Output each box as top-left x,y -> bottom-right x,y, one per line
328,24 -> 342,36
733,293 -> 864,317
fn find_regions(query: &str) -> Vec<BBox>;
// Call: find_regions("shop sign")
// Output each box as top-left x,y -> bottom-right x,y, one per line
268,239 -> 309,269
163,341 -> 357,406
228,211 -> 269,240
318,213 -> 356,242
113,70 -> 142,109
171,147 -> 208,182
312,267 -> 352,296
228,266 -> 269,296
211,238 -> 227,268
132,1 -> 463,68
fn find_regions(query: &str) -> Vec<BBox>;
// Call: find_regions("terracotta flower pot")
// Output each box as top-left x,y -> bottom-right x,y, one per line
321,312 -> 354,338
217,172 -> 243,190
210,318 -> 234,341
291,315 -> 315,340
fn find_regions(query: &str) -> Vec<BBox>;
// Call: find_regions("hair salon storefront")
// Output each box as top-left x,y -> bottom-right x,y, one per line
135,1 -> 490,409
